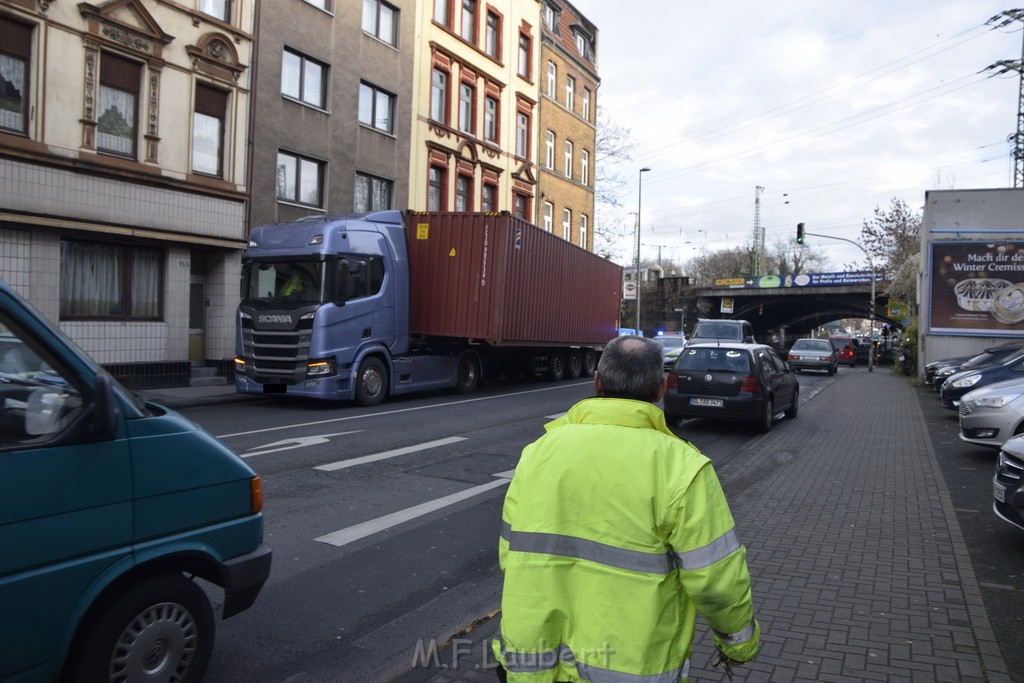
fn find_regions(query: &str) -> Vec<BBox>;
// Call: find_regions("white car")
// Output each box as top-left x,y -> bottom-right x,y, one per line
959,377 -> 1024,448
655,334 -> 687,371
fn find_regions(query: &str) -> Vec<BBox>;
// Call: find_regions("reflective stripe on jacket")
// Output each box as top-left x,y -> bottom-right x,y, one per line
492,397 -> 758,682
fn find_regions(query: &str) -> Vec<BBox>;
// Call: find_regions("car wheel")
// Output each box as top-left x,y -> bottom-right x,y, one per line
757,398 -> 774,433
356,356 -> 388,406
785,389 -> 799,419
68,573 -> 214,683
456,353 -> 480,394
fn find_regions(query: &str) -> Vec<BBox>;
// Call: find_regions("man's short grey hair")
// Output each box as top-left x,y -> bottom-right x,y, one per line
597,335 -> 664,402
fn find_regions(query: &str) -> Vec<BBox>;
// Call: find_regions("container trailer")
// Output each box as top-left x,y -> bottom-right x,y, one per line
234,211 -> 622,405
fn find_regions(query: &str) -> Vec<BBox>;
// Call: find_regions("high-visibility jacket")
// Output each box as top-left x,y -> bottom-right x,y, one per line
492,397 -> 759,683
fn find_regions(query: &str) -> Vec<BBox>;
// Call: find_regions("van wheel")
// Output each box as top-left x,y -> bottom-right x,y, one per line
68,573 -> 214,683
548,350 -> 566,381
566,350 -> 583,379
456,354 -> 480,394
356,357 -> 388,406
581,349 -> 597,377
757,399 -> 774,433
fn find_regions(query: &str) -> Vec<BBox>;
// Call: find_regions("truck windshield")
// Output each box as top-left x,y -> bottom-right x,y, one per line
241,260 -> 326,305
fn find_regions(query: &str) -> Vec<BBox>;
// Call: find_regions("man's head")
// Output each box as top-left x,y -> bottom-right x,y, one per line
595,335 -> 666,403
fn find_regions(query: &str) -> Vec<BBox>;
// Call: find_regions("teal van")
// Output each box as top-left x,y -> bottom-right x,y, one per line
0,280 -> 271,682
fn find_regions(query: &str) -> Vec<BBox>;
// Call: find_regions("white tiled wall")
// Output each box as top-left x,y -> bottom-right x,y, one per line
60,320 -> 169,364
206,253 -> 241,358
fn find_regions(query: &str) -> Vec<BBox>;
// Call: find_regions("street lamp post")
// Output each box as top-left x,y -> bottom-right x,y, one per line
636,167 -> 651,334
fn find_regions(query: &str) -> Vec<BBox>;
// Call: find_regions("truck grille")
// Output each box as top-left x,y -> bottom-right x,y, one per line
239,314 -> 315,383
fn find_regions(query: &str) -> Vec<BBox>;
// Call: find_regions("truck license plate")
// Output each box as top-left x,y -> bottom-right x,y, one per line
690,397 -> 724,408
994,481 -> 1006,503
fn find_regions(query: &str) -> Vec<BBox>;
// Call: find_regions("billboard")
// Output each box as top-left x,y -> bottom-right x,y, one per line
928,240 -> 1024,336
713,272 -> 881,289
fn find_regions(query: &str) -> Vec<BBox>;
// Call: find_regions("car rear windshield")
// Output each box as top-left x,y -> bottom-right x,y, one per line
792,340 -> 832,352
829,338 -> 851,349
694,322 -> 743,340
678,347 -> 751,373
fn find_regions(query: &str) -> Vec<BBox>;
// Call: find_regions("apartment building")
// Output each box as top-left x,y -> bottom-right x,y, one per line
249,0 -> 415,227
0,0 -> 254,388
409,0 -> 542,217
537,0 -> 598,251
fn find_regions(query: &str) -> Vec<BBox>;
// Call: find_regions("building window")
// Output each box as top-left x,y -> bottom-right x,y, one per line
433,0 -> 451,27
513,192 -> 529,220
281,48 -> 327,109
359,81 -> 395,133
517,33 -> 531,79
0,16 -> 32,136
199,0 -> 230,21
484,96 -> 498,142
428,165 -> 446,211
580,214 -> 588,249
516,112 -> 529,158
60,240 -> 162,319
276,151 -> 325,207
563,140 -> 573,177
354,172 -> 393,212
362,0 -> 398,46
542,202 -> 553,231
304,0 -> 332,10
542,4 -> 555,29
485,11 -> 501,59
97,52 -> 141,158
458,83 -> 474,134
565,76 -> 574,110
574,31 -> 589,56
455,174 -> 472,211
460,0 -> 476,43
544,130 -> 554,168
562,208 -> 571,239
546,61 -> 555,98
582,87 -> 591,121
482,182 -> 496,212
192,83 -> 227,177
580,149 -> 589,185
430,68 -> 448,123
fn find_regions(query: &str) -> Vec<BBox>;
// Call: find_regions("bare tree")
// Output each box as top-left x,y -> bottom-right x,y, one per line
770,236 -> 832,275
854,197 -> 921,281
593,107 -> 638,262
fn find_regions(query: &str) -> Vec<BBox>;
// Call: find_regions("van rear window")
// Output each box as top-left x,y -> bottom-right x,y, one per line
678,348 -> 751,373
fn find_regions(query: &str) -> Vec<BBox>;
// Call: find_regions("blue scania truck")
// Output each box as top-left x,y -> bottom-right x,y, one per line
234,211 -> 622,405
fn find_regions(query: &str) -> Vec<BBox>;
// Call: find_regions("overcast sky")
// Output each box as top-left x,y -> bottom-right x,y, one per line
584,0 -> 1022,271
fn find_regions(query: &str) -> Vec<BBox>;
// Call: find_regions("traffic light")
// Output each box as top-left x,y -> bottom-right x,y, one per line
796,222 -> 805,244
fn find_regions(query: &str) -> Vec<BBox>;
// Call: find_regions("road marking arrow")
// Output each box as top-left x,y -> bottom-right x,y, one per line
243,430 -> 363,457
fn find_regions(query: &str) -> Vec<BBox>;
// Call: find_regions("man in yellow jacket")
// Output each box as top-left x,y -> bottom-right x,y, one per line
492,334 -> 759,682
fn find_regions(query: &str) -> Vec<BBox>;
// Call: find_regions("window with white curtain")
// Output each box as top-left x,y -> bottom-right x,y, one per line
199,0 -> 230,21
60,240 -> 162,319
276,151 -> 325,207
97,52 -> 141,158
362,0 -> 398,46
354,172 -> 392,211
0,16 -> 31,135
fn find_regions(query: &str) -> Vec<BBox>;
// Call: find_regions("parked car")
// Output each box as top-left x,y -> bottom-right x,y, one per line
993,433 -> 1024,531
654,332 -> 688,371
925,354 -> 974,389
689,318 -> 755,344
931,343 -> 1024,392
663,342 -> 799,432
959,377 -> 1024,447
828,336 -> 857,368
787,338 -> 838,375
940,347 -> 1024,410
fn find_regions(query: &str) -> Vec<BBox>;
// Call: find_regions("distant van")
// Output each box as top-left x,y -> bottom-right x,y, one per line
690,319 -> 755,344
0,279 -> 272,682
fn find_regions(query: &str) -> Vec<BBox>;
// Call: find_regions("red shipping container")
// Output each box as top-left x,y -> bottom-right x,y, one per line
403,212 -> 622,346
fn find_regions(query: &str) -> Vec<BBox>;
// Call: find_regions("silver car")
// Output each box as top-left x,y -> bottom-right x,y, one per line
959,377 -> 1024,448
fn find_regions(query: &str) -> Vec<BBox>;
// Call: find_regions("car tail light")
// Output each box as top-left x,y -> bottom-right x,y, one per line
787,354 -> 797,360
740,375 -> 760,393
666,372 -> 678,389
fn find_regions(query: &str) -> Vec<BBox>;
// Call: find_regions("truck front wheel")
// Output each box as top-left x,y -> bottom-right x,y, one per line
356,357 -> 388,406
67,572 -> 214,683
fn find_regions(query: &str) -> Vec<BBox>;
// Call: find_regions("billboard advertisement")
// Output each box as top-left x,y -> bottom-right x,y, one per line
713,272 -> 881,288
928,241 -> 1024,336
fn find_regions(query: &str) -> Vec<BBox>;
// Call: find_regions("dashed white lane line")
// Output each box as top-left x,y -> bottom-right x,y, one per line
314,469 -> 516,547
314,436 -> 468,472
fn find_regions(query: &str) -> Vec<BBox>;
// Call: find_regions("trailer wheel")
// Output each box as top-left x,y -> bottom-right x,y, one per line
581,349 -> 597,377
566,350 -> 582,379
356,357 -> 388,406
67,572 -> 214,683
456,354 -> 480,394
548,350 -> 566,382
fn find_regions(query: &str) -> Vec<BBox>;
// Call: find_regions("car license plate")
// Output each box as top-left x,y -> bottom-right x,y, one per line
690,397 -> 724,408
994,481 -> 1006,503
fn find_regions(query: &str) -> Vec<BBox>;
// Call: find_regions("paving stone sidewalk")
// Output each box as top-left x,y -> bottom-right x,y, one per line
392,370 -> 1012,683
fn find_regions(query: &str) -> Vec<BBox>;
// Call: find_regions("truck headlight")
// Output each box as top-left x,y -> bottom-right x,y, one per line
307,359 -> 335,377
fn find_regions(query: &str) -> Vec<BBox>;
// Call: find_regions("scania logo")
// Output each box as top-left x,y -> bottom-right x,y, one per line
258,314 -> 293,324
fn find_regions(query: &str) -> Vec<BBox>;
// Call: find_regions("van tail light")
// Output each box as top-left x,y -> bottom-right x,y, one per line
740,376 -> 760,393
250,475 -> 264,513
666,372 -> 678,389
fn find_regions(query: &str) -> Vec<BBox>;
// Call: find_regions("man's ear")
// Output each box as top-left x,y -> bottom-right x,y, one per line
653,377 -> 667,403
594,372 -> 604,396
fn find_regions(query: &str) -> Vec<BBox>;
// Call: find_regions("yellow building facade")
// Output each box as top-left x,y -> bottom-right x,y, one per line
409,0 -> 542,219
